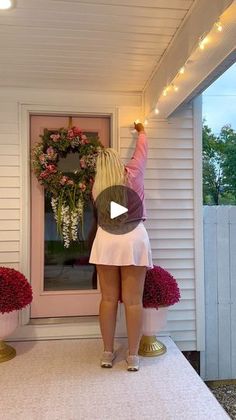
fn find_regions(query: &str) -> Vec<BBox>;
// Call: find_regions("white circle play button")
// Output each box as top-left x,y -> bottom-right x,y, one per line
95,185 -> 143,234
110,201 -> 128,219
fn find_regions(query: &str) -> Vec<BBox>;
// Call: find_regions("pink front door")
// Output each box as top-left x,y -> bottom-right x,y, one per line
30,115 -> 110,318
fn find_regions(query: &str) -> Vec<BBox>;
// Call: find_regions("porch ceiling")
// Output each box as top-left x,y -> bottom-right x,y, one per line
0,0 -> 195,92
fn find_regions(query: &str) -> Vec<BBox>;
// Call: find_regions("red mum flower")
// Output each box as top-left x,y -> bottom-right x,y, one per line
0,267 -> 33,314
142,265 -> 181,309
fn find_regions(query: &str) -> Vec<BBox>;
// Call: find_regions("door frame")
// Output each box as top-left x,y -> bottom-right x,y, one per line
16,103 -> 120,338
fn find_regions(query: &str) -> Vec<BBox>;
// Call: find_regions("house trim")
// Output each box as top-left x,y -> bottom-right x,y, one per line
193,95 -> 205,351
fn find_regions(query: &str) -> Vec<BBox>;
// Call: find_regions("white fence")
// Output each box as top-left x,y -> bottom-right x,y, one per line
201,206 -> 236,380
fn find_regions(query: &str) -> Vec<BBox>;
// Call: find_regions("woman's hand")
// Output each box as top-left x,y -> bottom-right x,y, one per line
134,122 -> 145,133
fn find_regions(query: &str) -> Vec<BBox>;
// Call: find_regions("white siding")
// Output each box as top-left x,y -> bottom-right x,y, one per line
0,101 -> 20,271
0,88 -> 200,351
121,104 -> 197,351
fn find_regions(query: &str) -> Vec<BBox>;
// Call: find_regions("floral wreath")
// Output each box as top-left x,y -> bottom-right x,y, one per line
32,126 -> 103,247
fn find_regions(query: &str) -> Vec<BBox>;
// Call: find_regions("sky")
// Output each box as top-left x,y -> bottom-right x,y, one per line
202,62 -> 236,135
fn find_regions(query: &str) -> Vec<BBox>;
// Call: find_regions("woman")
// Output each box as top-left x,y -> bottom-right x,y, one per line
89,122 -> 153,371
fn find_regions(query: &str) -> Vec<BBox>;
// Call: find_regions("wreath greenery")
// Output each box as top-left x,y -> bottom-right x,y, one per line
32,126 -> 103,247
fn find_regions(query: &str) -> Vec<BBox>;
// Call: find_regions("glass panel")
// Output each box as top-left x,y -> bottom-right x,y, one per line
44,131 -> 98,291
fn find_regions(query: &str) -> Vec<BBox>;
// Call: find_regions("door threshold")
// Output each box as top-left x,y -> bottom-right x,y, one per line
30,315 -> 98,325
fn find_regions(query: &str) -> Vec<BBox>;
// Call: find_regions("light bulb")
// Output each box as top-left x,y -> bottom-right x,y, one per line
172,84 -> 179,92
144,119 -> 148,126
215,21 -> 223,32
199,40 -> 205,50
0,0 -> 13,9
179,66 -> 185,75
155,108 -> 160,115
135,119 -> 140,124
199,36 -> 208,50
162,89 -> 168,97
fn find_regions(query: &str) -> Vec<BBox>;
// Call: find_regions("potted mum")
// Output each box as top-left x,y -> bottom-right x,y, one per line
139,265 -> 181,357
0,267 -> 33,363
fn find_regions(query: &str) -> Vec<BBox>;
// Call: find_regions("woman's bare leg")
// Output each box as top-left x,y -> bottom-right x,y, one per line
120,266 -> 147,355
96,264 -> 121,353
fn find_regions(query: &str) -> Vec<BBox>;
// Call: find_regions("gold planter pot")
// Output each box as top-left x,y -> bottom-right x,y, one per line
0,340 -> 16,363
138,335 -> 167,357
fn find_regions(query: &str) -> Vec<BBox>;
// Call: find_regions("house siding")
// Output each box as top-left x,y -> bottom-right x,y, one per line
122,104 -> 197,351
0,88 -> 201,351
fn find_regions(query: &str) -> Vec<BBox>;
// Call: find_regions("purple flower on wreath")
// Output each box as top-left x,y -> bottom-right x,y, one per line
46,146 -> 57,161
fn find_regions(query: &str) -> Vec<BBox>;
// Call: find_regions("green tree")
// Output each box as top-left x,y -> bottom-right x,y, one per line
220,125 -> 236,195
202,123 -> 223,204
202,123 -> 236,205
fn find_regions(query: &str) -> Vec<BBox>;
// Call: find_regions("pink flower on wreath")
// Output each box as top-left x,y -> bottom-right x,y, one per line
79,182 -> 86,192
73,127 -> 82,136
50,133 -> 60,142
67,180 -> 74,186
60,175 -> 69,185
39,154 -> 47,164
39,170 -> 50,180
46,164 -> 57,174
67,127 -> 82,140
89,177 -> 94,185
80,134 -> 89,145
80,158 -> 87,168
67,129 -> 75,139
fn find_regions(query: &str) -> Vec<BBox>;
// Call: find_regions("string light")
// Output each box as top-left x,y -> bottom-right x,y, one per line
134,119 -> 140,124
163,85 -> 172,96
199,35 -> 209,50
179,66 -> 185,75
215,20 -> 223,32
172,84 -> 179,92
145,15 -> 224,120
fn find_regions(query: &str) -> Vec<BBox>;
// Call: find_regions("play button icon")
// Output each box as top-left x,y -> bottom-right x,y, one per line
110,201 -> 128,219
95,185 -> 143,234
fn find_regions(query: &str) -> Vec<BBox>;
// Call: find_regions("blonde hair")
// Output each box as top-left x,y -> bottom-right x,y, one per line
92,148 -> 129,226
92,148 -> 127,198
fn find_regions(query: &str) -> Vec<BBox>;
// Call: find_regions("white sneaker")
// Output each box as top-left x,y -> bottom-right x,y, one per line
100,350 -> 116,368
126,351 -> 140,371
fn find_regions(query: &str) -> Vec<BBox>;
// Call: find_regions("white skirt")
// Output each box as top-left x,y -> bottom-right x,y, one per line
89,221 -> 153,268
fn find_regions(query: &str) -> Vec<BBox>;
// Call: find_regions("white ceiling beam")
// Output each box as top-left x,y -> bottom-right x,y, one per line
143,0 -> 235,119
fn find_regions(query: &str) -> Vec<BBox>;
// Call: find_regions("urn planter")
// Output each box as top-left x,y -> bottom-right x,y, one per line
139,307 -> 169,357
0,310 -> 19,363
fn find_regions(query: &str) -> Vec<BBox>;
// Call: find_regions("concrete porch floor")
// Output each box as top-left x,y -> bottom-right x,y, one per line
1,336 -> 230,420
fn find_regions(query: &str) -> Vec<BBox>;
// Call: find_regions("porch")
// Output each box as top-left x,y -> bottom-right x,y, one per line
0,0 -> 236,418
1,337 -> 229,420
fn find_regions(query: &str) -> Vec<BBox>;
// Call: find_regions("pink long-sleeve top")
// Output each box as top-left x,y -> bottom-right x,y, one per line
125,132 -> 147,221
